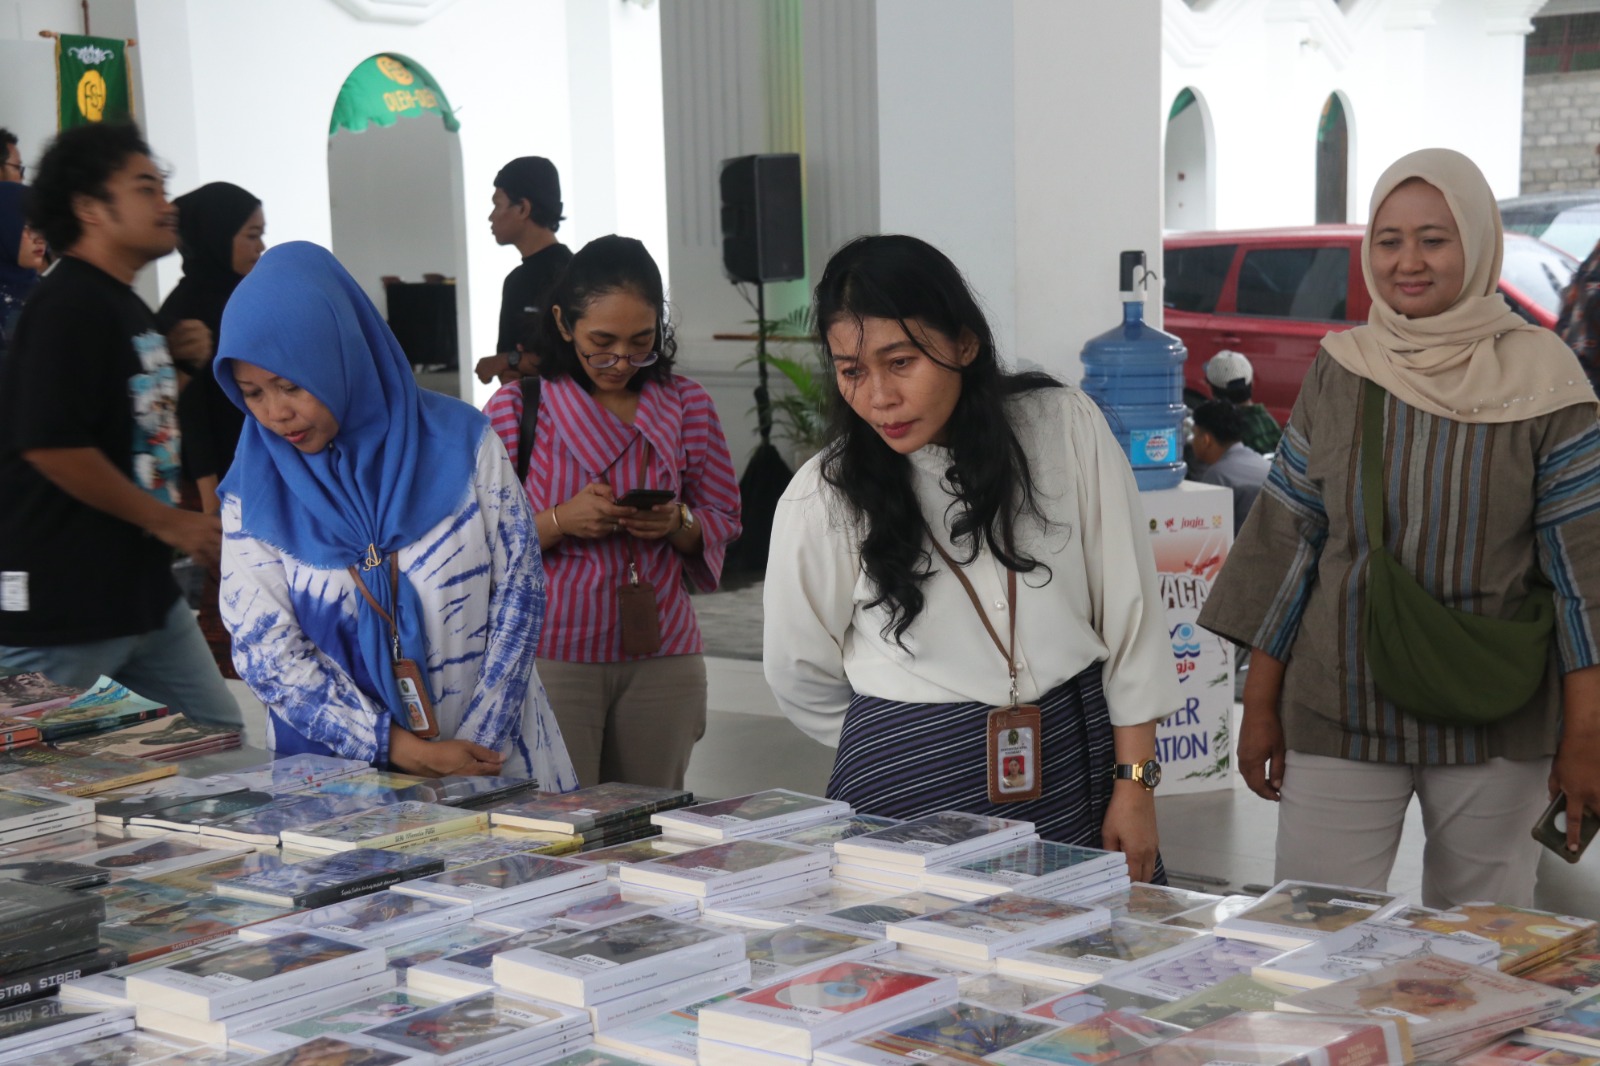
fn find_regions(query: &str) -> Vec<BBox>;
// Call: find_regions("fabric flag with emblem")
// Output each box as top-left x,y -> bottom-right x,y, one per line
56,34 -> 133,129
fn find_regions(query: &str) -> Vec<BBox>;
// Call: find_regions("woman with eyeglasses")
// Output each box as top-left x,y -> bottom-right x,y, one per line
484,234 -> 741,789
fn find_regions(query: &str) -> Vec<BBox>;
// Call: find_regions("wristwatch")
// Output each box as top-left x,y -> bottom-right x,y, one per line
1114,759 -> 1162,791
677,504 -> 697,531
505,349 -> 523,371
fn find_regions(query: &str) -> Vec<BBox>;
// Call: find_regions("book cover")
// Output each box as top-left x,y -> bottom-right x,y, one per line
1086,884 -> 1225,924
0,787 -> 92,834
953,975 -> 1073,1015
243,1035 -> 418,1066
522,912 -> 735,969
0,858 -> 108,890
998,918 -> 1203,983
391,851 -> 605,907
58,935 -> 242,1007
707,883 -> 889,930
73,835 -> 249,881
97,894 -> 290,962
1524,985 -> 1600,1047
32,677 -> 166,741
215,848 -> 444,907
595,987 -> 749,1065
618,838 -> 828,896
0,945 -> 125,1008
94,782 -> 248,827
744,924 -> 892,982
1412,903 -> 1598,974
0,751 -> 176,796
311,769 -> 431,795
824,1000 -> 1060,1064
1523,949 -> 1600,995
253,987 -> 446,1047
1160,893 -> 1259,932
1279,954 -> 1568,1039
571,837 -> 694,873
479,883 -> 699,933
1216,881 -> 1406,947
1145,974 -> 1291,1029
887,895 -> 1109,958
55,715 -> 238,761
388,828 -> 581,866
1459,1036 -> 1600,1065
384,924 -> 515,975
127,790 -> 302,833
987,1008 -> 1179,1066
925,841 -> 1123,893
358,989 -> 586,1063
0,717 -> 40,751
0,673 -> 82,715
775,815 -> 902,849
280,800 -> 486,852
2,1030 -> 218,1066
1100,1011 -> 1411,1066
124,932 -> 384,1019
1254,918 -> 1503,989
833,811 -> 1033,868
213,753 -> 369,794
0,996 -> 133,1055
199,792 -> 382,846
490,781 -> 694,833
651,788 -> 845,839
418,773 -> 542,809
1099,935 -> 1282,1002
141,850 -> 289,896
0,880 -> 101,938
240,889 -> 471,948
406,925 -> 573,1000
133,969 -> 399,1047
1023,984 -> 1169,1025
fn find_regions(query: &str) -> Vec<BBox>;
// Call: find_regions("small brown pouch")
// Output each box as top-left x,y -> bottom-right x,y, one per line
618,578 -> 662,656
988,704 -> 1043,804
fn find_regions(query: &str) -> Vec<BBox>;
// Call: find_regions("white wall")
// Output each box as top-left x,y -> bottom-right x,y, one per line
1165,90 -> 1213,231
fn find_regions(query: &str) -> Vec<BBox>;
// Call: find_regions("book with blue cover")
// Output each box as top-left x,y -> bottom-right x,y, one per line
199,792 -> 386,847
31,676 -> 167,741
279,801 -> 487,854
215,847 -> 445,907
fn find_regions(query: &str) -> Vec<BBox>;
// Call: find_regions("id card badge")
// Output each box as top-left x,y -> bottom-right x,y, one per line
987,704 -> 1042,804
393,658 -> 439,738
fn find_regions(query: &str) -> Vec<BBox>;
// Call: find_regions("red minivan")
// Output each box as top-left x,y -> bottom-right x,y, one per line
1164,226 -> 1576,424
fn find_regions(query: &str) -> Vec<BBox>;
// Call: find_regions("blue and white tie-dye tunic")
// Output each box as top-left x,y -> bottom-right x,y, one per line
220,424 -> 578,789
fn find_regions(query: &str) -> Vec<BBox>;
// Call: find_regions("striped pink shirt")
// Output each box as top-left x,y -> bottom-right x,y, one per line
484,374 -> 742,663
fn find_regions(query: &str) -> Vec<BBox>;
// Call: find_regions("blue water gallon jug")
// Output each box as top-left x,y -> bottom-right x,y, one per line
1080,251 -> 1188,491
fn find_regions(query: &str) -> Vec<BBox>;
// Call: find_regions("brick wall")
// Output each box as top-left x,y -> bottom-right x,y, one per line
1523,71 -> 1600,193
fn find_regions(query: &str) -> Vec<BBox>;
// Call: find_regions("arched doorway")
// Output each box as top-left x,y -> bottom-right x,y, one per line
1316,92 -> 1351,224
1165,87 -> 1213,231
328,53 -> 470,398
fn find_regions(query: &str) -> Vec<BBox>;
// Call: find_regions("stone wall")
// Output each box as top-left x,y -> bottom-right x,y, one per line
1523,70 -> 1600,193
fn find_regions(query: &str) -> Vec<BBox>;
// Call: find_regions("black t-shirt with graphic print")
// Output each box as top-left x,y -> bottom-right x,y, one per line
0,256 -> 182,645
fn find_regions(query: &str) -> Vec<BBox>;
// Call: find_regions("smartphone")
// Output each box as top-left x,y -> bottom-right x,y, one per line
1531,792 -> 1600,863
614,488 -> 676,510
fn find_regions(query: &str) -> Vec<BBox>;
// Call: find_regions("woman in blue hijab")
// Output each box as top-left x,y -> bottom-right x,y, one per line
215,242 -> 576,786
0,182 -> 45,361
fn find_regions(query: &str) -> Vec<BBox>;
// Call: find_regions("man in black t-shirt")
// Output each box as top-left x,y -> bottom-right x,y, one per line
473,156 -> 572,387
0,124 -> 239,727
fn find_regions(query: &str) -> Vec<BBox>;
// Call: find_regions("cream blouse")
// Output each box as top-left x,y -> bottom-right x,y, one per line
763,386 -> 1179,747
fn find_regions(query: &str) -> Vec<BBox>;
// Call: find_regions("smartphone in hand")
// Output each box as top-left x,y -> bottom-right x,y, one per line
1531,792 -> 1600,863
614,488 -> 675,509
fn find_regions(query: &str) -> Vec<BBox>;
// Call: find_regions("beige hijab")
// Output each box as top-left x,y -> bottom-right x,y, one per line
1322,147 -> 1596,423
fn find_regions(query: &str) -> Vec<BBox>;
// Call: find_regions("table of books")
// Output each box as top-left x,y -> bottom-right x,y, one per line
0,721 -> 1597,1065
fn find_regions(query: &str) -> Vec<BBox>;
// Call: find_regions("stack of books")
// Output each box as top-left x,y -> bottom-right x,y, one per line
801,891 -> 967,940
920,840 -> 1128,901
986,1008 -> 1180,1064
491,913 -> 749,1027
0,787 -> 92,847
213,847 -> 445,908
741,923 -> 895,985
695,961 -> 958,1066
1524,985 -> 1600,1054
354,988 -> 593,1065
239,889 -> 474,949
884,893 -> 1110,964
391,852 -> 608,913
53,715 -> 240,762
774,814 -> 903,852
1408,902 -> 1599,976
996,916 -> 1205,984
0,998 -> 135,1061
651,789 -> 851,845
830,811 -> 1036,892
0,750 -> 176,796
703,882 -> 902,930
230,984 -> 450,1054
814,999 -> 1064,1065
1104,1010 -> 1413,1066
489,782 -> 695,851
68,835 -> 250,883
594,985 -> 752,1065
1250,915 -> 1502,989
0,883 -> 115,1013
1094,933 -> 1285,1006
1278,954 -> 1568,1060
123,931 -> 391,1047
27,678 -> 168,744
1212,880 -> 1408,949
616,839 -> 831,907
1462,1034 -> 1600,1066
0,673 -> 82,718
0,719 -> 38,754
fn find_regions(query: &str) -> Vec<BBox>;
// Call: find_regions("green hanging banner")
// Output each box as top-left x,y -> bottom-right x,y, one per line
329,54 -> 459,136
56,34 -> 133,129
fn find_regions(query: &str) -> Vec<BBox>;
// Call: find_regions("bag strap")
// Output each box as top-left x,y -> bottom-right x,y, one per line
516,376 -> 541,483
1361,378 -> 1388,554
345,555 -> 402,660
927,534 -> 1019,706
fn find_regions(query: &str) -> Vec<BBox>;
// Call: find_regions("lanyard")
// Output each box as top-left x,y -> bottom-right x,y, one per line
346,554 -> 403,660
927,535 -> 1020,707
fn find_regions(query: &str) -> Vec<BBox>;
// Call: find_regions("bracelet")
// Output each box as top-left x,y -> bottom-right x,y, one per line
549,505 -> 564,535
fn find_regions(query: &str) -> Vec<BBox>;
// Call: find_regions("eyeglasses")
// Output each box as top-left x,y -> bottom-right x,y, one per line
578,347 -> 659,370
1,160 -> 23,180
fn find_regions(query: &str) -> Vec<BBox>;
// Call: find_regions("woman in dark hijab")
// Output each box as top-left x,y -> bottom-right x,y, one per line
157,181 -> 265,680
0,181 -> 45,362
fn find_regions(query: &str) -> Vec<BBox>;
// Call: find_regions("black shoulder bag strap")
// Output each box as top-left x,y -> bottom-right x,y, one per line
516,376 -> 542,483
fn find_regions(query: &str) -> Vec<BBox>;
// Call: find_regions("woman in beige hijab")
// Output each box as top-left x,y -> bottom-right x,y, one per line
1199,148 -> 1600,909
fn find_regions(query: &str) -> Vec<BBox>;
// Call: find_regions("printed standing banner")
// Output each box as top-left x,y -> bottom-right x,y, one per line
1141,481 -> 1233,795
56,34 -> 133,129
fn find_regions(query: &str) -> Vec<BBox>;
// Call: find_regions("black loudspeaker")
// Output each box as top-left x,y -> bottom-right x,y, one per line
720,153 -> 804,283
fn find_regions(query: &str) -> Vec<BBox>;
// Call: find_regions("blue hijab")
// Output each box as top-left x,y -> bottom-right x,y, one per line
215,241 -> 486,727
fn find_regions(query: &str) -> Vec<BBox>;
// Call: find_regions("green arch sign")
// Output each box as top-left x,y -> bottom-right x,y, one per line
330,53 -> 459,136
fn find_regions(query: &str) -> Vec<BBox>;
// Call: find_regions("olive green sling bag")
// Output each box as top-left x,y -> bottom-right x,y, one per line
1360,379 -> 1554,725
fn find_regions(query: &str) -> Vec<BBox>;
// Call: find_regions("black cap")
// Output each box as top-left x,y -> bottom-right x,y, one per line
494,156 -> 563,225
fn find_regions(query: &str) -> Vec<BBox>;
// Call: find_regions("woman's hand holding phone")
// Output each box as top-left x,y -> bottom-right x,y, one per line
557,482 -> 632,539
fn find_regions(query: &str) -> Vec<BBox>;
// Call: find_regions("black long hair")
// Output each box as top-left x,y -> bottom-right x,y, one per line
536,234 -> 677,393
815,234 -> 1062,645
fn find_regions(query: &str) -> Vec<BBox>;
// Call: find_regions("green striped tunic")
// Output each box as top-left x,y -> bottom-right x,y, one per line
1199,351 -> 1600,765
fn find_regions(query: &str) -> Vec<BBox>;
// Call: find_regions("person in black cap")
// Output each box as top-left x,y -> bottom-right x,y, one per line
475,156 -> 573,386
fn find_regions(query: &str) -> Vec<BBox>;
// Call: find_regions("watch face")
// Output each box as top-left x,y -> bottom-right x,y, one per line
1141,760 -> 1162,789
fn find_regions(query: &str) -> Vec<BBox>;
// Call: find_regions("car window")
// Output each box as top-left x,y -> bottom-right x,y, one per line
1502,236 -> 1577,318
1502,206 -> 1600,260
1163,244 -> 1235,313
1235,247 -> 1350,320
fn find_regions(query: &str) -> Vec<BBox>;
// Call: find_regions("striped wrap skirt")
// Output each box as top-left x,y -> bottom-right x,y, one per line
825,663 -> 1165,883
